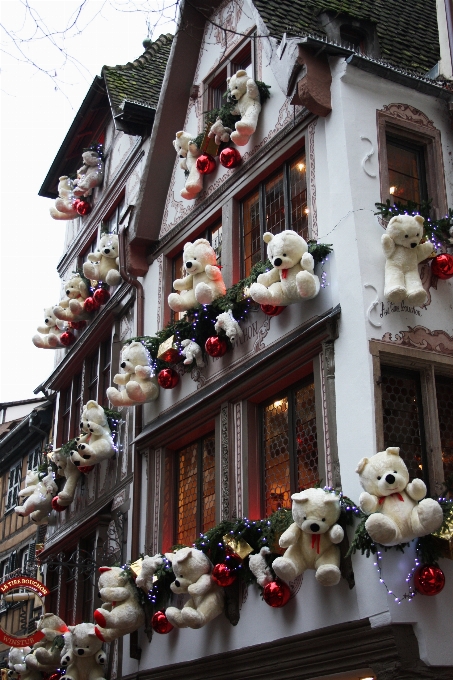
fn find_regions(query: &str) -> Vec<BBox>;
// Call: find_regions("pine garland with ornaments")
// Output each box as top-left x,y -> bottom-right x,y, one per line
375,198 -> 453,249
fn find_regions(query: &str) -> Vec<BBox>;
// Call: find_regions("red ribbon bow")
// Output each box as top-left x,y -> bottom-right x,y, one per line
378,492 -> 404,505
311,534 -> 321,554
280,269 -> 288,279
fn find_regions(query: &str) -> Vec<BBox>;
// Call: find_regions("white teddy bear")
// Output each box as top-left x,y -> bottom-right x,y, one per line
32,307 -> 69,349
227,70 -> 262,146
173,131 -> 203,200
73,150 -> 104,198
135,554 -> 163,593
165,548 -> 224,629
8,646 -> 31,678
49,176 -> 78,221
25,613 -> 69,672
250,230 -> 320,305
61,623 -> 106,680
83,233 -> 122,287
356,446 -> 444,546
107,341 -> 159,406
215,310 -> 243,342
382,214 -> 434,306
53,275 -> 90,323
51,449 -> 81,506
180,339 -> 205,367
168,239 -> 226,312
272,488 -> 344,586
249,546 -> 273,587
14,468 -> 57,524
208,118 -> 232,145
68,401 -> 115,468
93,566 -> 145,643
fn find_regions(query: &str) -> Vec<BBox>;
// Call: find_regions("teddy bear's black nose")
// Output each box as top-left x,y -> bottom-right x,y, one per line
174,579 -> 180,587
73,460 -> 80,466
121,361 -> 126,368
410,243 -> 417,248
186,261 -> 192,268
274,257 -> 282,266
385,473 -> 395,484
77,649 -> 84,656
66,289 -> 71,295
310,523 -> 320,532
104,248 -> 110,254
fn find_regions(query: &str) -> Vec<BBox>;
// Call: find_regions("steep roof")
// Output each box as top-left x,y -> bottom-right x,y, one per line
253,0 -> 440,73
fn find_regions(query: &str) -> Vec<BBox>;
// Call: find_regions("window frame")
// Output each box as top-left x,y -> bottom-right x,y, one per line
5,462 -> 22,513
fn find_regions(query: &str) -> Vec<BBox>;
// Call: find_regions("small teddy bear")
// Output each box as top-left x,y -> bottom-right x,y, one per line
208,118 -> 232,145
168,239 -> 226,312
135,554 -> 163,593
51,449 -> 81,505
227,70 -> 262,146
83,233 -> 122,287
25,613 -> 69,673
215,310 -> 243,342
73,150 -> 104,198
68,401 -> 115,468
49,176 -> 78,221
53,275 -> 90,323
272,488 -> 344,586
249,546 -> 273,587
250,230 -> 320,306
107,341 -> 159,406
180,339 -> 205,367
165,548 -> 224,629
356,446 -> 444,546
8,646 -> 31,678
61,623 -> 106,680
15,468 -> 57,524
32,307 -> 69,349
93,566 -> 145,643
173,131 -> 203,199
381,214 -> 434,306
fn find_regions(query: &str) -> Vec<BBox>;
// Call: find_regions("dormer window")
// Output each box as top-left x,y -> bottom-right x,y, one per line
206,39 -> 253,115
340,25 -> 366,53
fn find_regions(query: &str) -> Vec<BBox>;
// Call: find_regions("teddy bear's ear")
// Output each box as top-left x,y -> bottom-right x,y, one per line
356,457 -> 369,474
99,567 -> 111,573
324,494 -> 339,503
386,447 -> 400,457
291,492 -> 309,502
86,400 -> 100,410
164,552 -> 175,563
263,232 -> 274,244
235,69 -> 248,77
176,131 -> 184,138
414,215 -> 424,227
178,548 -> 192,562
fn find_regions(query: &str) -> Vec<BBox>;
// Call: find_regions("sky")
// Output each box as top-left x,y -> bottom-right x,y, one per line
0,0 -> 176,403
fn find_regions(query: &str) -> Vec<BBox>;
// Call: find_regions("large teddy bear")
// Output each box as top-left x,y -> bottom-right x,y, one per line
93,566 -> 145,642
165,548 -> 224,629
272,488 -> 344,586
8,646 -> 31,678
49,176 -> 78,220
53,275 -> 90,323
356,446 -> 443,546
25,613 -> 69,672
51,449 -> 81,505
227,70 -> 262,146
173,131 -> 203,200
32,307 -> 69,349
15,468 -> 57,524
61,623 -> 106,680
73,150 -> 104,198
83,233 -> 122,287
168,239 -> 226,312
382,214 -> 434,306
250,230 -> 320,305
107,341 -> 159,406
69,401 -> 115,468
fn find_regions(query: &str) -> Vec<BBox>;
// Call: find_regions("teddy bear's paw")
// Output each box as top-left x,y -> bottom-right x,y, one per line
47,334 -> 60,348
93,609 -> 107,628
249,282 -> 273,304
106,387 -> 124,407
126,381 -> 150,403
105,270 -> 122,287
53,306 -> 68,321
414,499 -> 444,535
359,491 -> 377,515
296,271 -> 320,299
385,286 -> 406,304
168,293 -> 188,312
406,478 -> 426,501
230,131 -> 250,146
83,262 -> 96,280
165,607 -> 186,628
405,288 -> 428,307
32,334 -> 46,349
272,557 -> 298,583
235,120 -> 255,136
181,607 -> 205,629
365,514 -> 397,545
69,300 -> 83,314
195,282 -> 215,305
315,564 -> 341,586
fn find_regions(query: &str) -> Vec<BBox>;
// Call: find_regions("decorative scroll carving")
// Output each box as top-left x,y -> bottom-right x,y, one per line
220,404 -> 230,520
152,448 -> 162,555
156,255 -> 163,330
380,103 -> 435,129
322,340 -> 341,488
234,402 -> 243,519
360,136 -> 377,178
308,119 -> 318,239
380,326 -> 453,355
253,316 -> 271,352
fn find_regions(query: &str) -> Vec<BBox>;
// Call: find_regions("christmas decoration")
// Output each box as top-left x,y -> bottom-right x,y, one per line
356,447 -> 443,546
51,496 -> 67,512
68,320 -> 87,330
228,71 -> 262,146
173,131 -> 203,200
83,233 -> 122,287
32,307 -> 71,349
130,558 -> 144,580
93,287 -> 110,305
69,401 -> 116,468
107,341 -> 159,406
214,310 -> 243,342
136,554 -> 162,593
61,623 -> 106,680
49,176 -> 79,220
205,336 -> 227,357
75,199 -> 92,216
151,611 -> 173,634
165,548 -> 224,629
73,148 -> 104,198
94,567 -> 145,643
260,304 -> 285,317
158,368 -> 179,389
223,534 -> 253,561
208,118 -> 232,146
219,147 -> 241,168
431,253 -> 453,279
51,447 -> 81,507
212,562 -> 237,587
375,199 -> 453,248
8,647 -> 31,675
53,274 -> 90,323
25,614 -> 69,673
431,505 -> 453,559
78,465 -> 94,474
196,153 -> 216,175
168,239 -> 226,312
59,331 -> 75,347
263,579 -> 291,608
414,564 -> 445,596
250,230 -> 320,306
180,339 -> 204,367
14,468 -> 57,525
83,296 -> 101,314
157,336 -> 181,363
381,215 -> 434,306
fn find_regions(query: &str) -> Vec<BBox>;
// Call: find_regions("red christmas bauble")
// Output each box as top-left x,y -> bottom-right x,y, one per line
78,465 -> 95,474
260,304 -> 285,317
263,580 -> 291,608
151,611 -> 174,634
51,496 -> 67,512
72,199 -> 81,210
93,288 -> 111,305
60,331 -> 75,347
431,253 -> 453,279
76,200 -> 92,216
48,673 -> 62,680
68,320 -> 87,330
196,153 -> 216,174
414,564 -> 445,596
157,368 -> 179,389
84,297 -> 101,313
212,562 -> 237,587
205,336 -> 228,357
219,147 -> 241,169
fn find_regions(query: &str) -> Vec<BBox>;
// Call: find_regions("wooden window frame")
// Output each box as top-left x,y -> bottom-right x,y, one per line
5,462 -> 22,513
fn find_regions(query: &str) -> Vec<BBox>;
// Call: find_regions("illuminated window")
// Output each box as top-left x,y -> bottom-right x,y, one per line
387,136 -> 427,206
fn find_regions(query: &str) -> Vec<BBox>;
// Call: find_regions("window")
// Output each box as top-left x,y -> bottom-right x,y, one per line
6,463 -> 22,512
28,446 -> 41,471
262,378 -> 318,516
387,136 -> 428,206
242,151 -> 308,276
104,195 -> 125,234
99,340 -> 112,408
206,41 -> 253,113
340,25 -> 366,52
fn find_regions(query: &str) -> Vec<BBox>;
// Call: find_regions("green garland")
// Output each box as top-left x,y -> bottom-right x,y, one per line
375,199 -> 453,247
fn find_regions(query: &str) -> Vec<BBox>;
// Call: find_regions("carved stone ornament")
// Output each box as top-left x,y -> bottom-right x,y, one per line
380,326 -> 453,356
380,103 -> 435,129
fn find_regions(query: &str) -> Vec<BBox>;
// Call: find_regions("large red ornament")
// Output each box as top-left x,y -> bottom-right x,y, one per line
68,320 -> 87,330
212,562 -> 237,587
205,336 -> 228,357
196,153 -> 216,174
84,296 -> 101,314
59,331 -> 75,347
48,673 -> 63,680
260,304 -> 285,317
51,496 -> 67,512
158,368 -> 179,389
78,465 -> 94,474
151,611 -> 174,634
93,288 -> 111,305
75,200 -> 92,216
431,253 -> 453,279
263,580 -> 291,608
414,564 -> 445,596
219,147 -> 241,169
